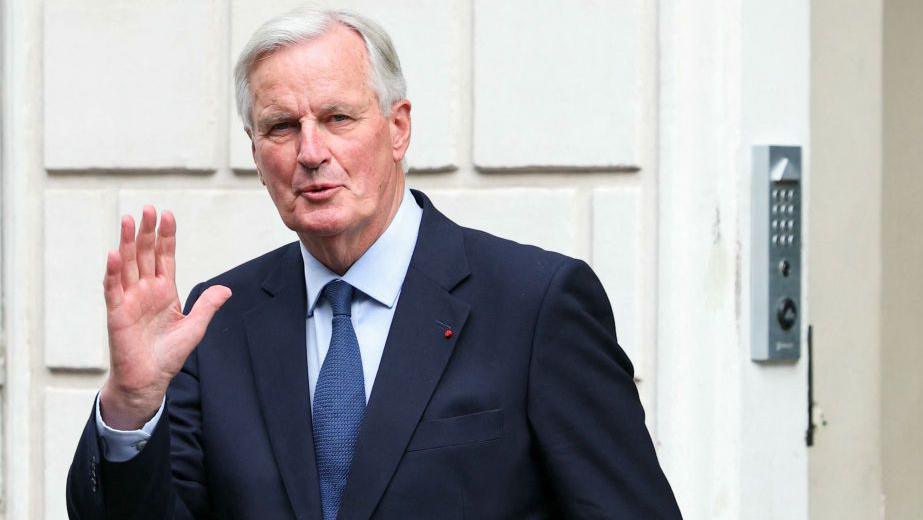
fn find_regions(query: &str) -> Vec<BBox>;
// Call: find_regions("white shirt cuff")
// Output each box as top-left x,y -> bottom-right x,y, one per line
95,393 -> 164,463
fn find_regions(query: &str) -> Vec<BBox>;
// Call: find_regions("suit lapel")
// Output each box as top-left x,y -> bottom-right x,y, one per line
339,190 -> 471,519
244,243 -> 322,520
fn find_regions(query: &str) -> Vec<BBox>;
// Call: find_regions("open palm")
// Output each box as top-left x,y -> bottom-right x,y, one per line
100,206 -> 231,430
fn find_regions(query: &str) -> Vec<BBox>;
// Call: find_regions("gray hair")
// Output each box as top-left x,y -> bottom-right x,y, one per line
234,6 -> 407,132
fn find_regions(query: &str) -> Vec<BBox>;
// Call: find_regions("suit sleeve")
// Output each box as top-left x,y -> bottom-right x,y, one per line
527,259 -> 682,519
66,283 -> 214,519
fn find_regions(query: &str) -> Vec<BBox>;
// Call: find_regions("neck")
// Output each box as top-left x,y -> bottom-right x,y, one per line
299,171 -> 405,276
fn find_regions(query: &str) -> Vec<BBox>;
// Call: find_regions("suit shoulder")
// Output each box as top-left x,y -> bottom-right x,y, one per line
459,226 -> 579,285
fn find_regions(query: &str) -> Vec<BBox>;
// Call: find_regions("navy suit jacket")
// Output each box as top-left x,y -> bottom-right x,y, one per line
67,190 -> 681,519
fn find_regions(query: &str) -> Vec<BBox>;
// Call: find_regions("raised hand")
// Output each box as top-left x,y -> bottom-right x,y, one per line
99,206 -> 231,430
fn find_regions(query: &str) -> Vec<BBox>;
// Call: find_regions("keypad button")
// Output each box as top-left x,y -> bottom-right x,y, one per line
778,298 -> 798,330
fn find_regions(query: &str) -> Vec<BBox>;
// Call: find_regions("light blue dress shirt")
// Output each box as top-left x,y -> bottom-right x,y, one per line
96,188 -> 423,462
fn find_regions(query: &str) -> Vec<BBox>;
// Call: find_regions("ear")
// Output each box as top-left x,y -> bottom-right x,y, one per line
388,100 -> 411,165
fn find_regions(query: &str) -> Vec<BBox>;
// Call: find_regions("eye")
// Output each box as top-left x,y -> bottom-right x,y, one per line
329,114 -> 351,123
269,121 -> 298,133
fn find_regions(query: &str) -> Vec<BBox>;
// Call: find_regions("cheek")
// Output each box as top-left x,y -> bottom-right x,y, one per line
258,144 -> 293,171
333,131 -> 394,190
256,143 -> 297,183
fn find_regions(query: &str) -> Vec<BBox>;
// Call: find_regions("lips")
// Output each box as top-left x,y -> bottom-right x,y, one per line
298,184 -> 342,202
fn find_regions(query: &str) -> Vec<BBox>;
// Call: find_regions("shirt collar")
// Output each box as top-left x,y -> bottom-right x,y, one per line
300,187 -> 423,316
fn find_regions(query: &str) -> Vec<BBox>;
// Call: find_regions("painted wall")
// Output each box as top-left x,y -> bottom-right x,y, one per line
809,0 -> 885,518
657,0 -> 809,518
2,1 -> 819,518
882,0 -> 923,517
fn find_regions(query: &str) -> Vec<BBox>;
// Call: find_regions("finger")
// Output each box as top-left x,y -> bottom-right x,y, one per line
119,215 -> 139,288
179,285 -> 232,354
136,205 -> 157,279
155,210 -> 177,280
103,250 -> 124,309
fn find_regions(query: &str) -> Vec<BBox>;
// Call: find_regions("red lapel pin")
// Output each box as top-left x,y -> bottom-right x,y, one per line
436,319 -> 454,339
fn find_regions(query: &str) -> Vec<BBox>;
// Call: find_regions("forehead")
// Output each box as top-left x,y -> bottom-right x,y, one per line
249,23 -> 373,110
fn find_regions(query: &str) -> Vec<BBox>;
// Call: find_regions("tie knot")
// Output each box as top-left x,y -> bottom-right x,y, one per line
323,280 -> 354,316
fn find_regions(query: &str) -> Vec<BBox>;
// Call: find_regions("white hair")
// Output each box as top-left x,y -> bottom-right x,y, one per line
233,6 -> 407,132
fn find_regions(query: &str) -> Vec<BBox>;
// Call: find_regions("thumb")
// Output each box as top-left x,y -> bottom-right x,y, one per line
185,285 -> 232,339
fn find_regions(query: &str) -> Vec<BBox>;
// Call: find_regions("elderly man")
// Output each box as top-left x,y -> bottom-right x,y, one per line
67,7 -> 681,519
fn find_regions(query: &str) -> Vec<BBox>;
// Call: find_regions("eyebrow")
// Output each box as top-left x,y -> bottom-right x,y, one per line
256,112 -> 295,128
318,102 -> 360,114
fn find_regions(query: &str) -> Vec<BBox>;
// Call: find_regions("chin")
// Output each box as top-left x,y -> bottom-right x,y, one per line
285,209 -> 352,238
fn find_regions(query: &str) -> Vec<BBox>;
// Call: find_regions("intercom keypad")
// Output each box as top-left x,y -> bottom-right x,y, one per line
751,146 -> 802,362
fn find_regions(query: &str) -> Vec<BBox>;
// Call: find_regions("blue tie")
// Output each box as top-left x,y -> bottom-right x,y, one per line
313,280 -> 366,520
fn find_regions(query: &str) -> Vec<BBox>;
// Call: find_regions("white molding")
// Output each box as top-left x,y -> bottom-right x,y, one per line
657,2 -> 745,517
3,0 -> 44,517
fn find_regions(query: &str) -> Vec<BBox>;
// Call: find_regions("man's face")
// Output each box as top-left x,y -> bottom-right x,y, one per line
247,24 -> 410,243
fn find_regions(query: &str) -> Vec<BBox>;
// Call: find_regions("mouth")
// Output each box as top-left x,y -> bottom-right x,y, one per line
297,184 -> 342,202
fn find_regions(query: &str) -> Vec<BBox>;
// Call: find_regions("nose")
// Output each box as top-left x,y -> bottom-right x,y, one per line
296,121 -> 331,171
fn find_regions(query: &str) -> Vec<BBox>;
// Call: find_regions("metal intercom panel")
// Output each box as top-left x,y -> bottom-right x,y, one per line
751,145 -> 802,361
